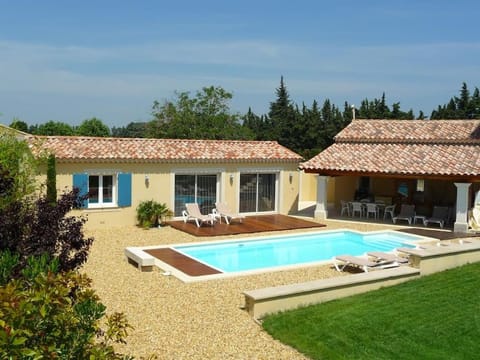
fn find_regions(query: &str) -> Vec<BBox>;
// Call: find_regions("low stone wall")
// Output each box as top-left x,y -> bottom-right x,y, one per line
243,238 -> 480,320
401,238 -> 480,276
243,266 -> 420,320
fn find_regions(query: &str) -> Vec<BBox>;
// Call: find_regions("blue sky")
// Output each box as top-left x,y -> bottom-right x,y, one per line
1,0 -> 479,127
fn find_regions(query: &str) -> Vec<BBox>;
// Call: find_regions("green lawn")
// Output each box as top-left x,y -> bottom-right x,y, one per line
262,262 -> 480,360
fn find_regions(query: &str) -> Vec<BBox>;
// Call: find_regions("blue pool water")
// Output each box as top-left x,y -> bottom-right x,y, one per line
174,230 -> 420,273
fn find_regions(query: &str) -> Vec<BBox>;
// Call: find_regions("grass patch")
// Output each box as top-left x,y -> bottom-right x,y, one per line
262,262 -> 480,359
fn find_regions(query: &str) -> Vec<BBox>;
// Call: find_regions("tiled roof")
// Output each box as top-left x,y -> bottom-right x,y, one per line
334,119 -> 480,143
29,136 -> 303,163
301,120 -> 480,178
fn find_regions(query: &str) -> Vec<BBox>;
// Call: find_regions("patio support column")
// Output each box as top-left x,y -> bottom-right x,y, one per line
314,175 -> 328,220
454,182 -> 471,233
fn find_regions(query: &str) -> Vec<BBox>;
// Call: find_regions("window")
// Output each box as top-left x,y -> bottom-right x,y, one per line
88,175 -> 114,207
416,179 -> 425,192
73,172 -> 131,208
174,174 -> 218,216
239,173 -> 277,213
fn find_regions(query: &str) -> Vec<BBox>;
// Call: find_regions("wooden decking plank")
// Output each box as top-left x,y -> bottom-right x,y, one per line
167,214 -> 325,237
145,248 -> 221,276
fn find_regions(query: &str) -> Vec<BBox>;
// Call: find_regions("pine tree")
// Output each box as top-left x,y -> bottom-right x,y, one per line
268,76 -> 297,150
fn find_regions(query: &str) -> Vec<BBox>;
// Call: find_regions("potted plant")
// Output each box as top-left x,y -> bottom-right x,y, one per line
136,200 -> 172,228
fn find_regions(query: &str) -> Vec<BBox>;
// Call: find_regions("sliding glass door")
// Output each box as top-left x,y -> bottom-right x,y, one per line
174,174 -> 217,216
239,173 -> 276,213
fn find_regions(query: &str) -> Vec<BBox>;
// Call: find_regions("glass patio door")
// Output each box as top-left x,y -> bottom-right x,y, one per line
239,173 -> 276,213
174,174 -> 217,216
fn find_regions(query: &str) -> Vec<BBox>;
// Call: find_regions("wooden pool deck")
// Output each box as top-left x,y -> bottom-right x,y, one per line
167,214 -> 325,236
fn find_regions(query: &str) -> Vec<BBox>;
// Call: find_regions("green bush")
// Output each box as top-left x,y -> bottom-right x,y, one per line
0,255 -> 133,359
136,200 -> 173,228
0,250 -> 19,286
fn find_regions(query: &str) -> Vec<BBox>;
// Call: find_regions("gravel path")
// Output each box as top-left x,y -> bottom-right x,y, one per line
82,219 -> 396,359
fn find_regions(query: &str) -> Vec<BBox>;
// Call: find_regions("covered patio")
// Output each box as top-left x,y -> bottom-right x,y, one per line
301,119 -> 480,233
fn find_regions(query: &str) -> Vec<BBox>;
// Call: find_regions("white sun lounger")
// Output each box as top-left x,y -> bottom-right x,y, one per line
367,251 -> 409,264
333,255 -> 399,273
182,203 -> 215,227
213,202 -> 245,224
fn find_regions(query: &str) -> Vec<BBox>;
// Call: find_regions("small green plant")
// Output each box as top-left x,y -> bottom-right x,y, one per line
136,200 -> 173,228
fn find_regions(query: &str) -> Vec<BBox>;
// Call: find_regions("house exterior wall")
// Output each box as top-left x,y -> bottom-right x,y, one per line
47,161 -> 300,229
299,173 -> 336,210
333,176 -> 357,211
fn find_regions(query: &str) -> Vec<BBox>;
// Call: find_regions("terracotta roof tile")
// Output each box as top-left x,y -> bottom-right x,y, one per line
301,119 -> 480,178
29,136 -> 302,163
335,119 -> 480,143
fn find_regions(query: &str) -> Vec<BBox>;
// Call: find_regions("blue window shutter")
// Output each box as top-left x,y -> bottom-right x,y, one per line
118,173 -> 132,207
73,173 -> 88,208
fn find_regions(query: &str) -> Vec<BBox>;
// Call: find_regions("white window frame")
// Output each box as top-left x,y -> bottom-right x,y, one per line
237,168 -> 280,215
87,173 -> 117,209
171,168 -> 223,218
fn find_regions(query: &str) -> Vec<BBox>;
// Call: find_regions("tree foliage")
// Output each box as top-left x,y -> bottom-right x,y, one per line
0,255 -> 132,358
46,154 -> 57,204
0,132 -> 38,209
148,86 -> 253,140
0,135 -> 133,358
357,92 -> 415,120
112,122 -> 148,138
0,187 -> 93,275
30,120 -> 75,136
431,82 -> 480,119
9,118 -> 29,133
76,117 -> 111,137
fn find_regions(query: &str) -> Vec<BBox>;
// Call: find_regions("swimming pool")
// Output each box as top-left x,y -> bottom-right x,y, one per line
173,230 -> 422,274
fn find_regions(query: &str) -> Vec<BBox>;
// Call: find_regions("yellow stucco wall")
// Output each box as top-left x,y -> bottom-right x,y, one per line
48,161 -> 300,229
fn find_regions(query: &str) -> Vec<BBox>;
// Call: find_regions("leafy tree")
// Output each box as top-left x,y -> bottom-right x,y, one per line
33,120 -> 75,136
148,86 -> 252,140
9,118 -> 29,133
76,117 -> 111,137
112,121 -> 148,138
0,132 -> 38,209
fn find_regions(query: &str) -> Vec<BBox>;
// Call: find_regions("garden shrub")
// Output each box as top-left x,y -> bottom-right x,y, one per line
0,187 -> 92,276
136,200 -> 172,228
0,256 -> 133,359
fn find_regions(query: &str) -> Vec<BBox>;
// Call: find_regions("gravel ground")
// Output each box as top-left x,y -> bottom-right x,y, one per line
82,218 -> 397,359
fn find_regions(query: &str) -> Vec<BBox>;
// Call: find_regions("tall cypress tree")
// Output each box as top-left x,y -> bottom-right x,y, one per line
268,76 -> 301,149
46,154 -> 57,204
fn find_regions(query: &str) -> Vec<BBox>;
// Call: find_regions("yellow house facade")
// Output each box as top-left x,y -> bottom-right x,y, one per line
30,136 -> 303,229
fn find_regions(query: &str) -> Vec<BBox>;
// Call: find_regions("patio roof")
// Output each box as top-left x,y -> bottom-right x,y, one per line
301,119 -> 480,181
29,136 -> 303,163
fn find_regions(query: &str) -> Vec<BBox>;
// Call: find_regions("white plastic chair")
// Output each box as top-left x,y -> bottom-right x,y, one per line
383,204 -> 396,221
365,203 -> 378,219
340,200 -> 350,217
351,202 -> 363,217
